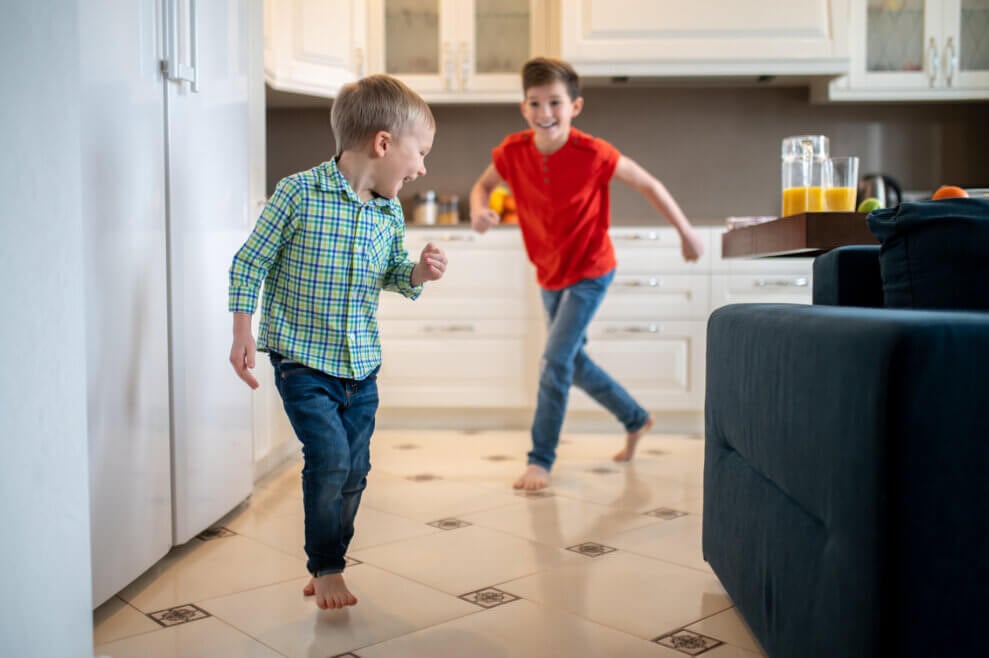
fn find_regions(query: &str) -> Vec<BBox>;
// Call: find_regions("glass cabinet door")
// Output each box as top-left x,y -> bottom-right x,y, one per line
383,0 -> 441,76
865,0 -> 928,74
950,0 -> 989,85
474,0 -> 531,77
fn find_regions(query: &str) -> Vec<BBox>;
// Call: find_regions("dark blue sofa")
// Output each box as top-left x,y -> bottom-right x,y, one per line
702,240 -> 989,657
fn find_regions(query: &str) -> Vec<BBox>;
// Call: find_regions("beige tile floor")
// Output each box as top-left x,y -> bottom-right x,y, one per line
93,429 -> 767,658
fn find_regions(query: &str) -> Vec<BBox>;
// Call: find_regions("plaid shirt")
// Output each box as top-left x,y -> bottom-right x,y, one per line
229,159 -> 422,379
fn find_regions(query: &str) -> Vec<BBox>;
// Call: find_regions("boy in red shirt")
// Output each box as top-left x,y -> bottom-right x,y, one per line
469,57 -> 704,491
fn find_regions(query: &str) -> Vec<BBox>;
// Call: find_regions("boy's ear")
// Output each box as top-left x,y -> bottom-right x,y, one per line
571,96 -> 584,117
371,130 -> 392,157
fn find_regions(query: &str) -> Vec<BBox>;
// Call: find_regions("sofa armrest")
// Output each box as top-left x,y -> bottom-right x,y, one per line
812,245 -> 883,307
704,303 -> 989,657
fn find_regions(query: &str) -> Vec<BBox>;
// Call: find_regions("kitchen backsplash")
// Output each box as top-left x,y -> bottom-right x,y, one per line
266,85 -> 989,225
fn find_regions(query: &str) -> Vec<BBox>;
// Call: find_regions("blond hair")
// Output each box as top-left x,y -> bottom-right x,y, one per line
522,57 -> 580,101
330,74 -> 435,154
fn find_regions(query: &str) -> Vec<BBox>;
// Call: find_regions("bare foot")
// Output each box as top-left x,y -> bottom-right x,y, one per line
613,415 -> 654,462
303,573 -> 358,609
513,464 -> 551,491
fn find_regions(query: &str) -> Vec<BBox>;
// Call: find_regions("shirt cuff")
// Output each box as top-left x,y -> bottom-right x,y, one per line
395,261 -> 424,300
228,286 -> 258,314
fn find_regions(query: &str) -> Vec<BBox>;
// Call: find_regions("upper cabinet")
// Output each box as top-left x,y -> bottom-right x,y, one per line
366,0 -> 552,102
558,0 -> 849,77
823,0 -> 989,100
264,0 -> 367,98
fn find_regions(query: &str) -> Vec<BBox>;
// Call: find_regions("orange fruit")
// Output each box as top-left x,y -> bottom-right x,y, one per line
932,185 -> 969,199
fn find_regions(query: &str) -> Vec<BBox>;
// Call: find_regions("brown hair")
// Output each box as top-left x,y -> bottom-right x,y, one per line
522,57 -> 580,101
330,74 -> 435,154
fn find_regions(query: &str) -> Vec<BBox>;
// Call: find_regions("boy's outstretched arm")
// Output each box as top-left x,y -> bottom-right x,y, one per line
613,155 -> 705,261
469,164 -> 504,234
230,312 -> 260,389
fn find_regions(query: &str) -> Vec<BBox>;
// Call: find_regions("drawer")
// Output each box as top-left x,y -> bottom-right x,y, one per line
569,320 -> 706,411
379,318 -> 525,339
710,273 -> 813,310
611,226 -> 714,272
377,336 -> 529,408
709,229 -> 816,274
596,273 -> 710,320
378,290 -> 528,321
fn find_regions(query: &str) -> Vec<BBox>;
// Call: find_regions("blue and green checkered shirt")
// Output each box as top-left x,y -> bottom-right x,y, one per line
229,159 -> 422,379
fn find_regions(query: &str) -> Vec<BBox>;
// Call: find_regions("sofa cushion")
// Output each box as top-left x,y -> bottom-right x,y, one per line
866,198 -> 989,310
812,245 -> 883,307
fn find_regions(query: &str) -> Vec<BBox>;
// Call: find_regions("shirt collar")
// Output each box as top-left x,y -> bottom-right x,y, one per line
316,158 -> 400,214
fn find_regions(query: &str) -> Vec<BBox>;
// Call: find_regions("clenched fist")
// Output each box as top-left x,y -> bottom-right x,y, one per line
411,241 -> 447,285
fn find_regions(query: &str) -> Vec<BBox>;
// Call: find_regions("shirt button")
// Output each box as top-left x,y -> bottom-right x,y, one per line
544,178 -> 550,183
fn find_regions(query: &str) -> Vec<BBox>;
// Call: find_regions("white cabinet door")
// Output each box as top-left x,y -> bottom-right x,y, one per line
568,320 -> 707,411
264,0 -> 367,98
560,0 -> 848,76
826,0 -> 989,100
367,0 -> 545,102
710,273 -> 813,310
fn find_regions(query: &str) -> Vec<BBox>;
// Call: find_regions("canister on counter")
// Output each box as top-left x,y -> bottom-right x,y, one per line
437,194 -> 459,224
412,190 -> 437,225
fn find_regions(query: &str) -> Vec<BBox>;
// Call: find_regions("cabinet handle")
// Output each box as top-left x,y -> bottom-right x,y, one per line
437,233 -> 476,242
605,324 -> 660,335
617,277 -> 659,288
163,0 -> 199,92
927,37 -> 939,87
423,323 -> 476,333
459,41 -> 469,90
354,47 -> 364,78
613,231 -> 660,241
944,36 -> 957,88
753,277 -> 808,288
443,41 -> 454,91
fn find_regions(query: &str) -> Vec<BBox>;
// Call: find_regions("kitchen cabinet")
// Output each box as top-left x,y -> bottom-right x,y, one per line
823,0 -> 989,100
264,0 -> 367,98
366,0 -> 552,102
377,228 -> 538,407
559,0 -> 849,77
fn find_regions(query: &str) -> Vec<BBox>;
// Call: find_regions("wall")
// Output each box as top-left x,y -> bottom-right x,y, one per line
266,84 -> 989,224
0,3 -> 94,656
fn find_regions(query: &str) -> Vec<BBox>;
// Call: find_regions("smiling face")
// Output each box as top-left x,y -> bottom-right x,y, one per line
373,118 -> 434,199
520,80 -> 583,153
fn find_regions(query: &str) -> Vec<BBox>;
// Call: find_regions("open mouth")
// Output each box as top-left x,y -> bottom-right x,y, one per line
535,120 -> 558,130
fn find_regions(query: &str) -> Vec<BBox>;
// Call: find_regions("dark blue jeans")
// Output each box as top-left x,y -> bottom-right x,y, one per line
271,353 -> 378,576
530,270 -> 650,471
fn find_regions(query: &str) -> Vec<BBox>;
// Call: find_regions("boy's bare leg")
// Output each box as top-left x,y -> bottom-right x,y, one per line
613,415 -> 654,462
513,464 -> 551,491
302,573 -> 358,609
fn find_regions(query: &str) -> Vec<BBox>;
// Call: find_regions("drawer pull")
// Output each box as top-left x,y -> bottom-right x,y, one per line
605,324 -> 659,335
438,233 -> 476,242
753,277 -> 808,288
423,323 -> 476,333
613,231 -> 660,241
618,277 -> 659,287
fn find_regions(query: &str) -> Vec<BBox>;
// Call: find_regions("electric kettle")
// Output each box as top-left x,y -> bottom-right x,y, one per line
858,174 -> 902,209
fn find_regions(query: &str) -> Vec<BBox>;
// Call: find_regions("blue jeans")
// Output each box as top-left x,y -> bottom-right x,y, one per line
270,353 -> 378,576
530,270 -> 650,471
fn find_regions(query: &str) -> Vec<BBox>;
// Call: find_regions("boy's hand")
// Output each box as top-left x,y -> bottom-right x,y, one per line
680,226 -> 705,262
412,242 -> 447,285
230,313 -> 259,389
470,207 -> 500,234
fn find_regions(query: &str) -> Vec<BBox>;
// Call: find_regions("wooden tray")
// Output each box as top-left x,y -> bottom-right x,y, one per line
721,212 -> 879,259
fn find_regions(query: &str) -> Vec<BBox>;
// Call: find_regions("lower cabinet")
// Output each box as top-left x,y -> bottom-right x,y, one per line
375,225 -> 814,419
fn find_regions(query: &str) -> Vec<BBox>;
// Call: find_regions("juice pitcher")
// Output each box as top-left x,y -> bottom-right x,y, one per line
781,135 -> 829,216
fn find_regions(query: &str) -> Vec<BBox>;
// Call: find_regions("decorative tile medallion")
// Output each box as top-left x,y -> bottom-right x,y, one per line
644,507 -> 688,521
344,556 -> 363,567
566,542 -> 617,558
394,443 -> 419,450
514,490 -> 554,498
587,466 -> 619,475
654,629 -> 723,655
407,473 -> 441,482
196,526 -> 235,541
427,518 -> 472,530
482,454 -> 514,462
458,587 -> 520,609
147,604 -> 211,627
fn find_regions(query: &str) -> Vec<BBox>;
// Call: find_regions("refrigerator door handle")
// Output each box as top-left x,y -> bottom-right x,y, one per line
164,0 -> 199,92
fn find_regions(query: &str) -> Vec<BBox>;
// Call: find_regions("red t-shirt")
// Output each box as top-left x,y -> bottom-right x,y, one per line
492,128 -> 620,290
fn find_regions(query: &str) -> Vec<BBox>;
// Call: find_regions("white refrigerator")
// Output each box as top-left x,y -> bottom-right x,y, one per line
81,0 -> 254,606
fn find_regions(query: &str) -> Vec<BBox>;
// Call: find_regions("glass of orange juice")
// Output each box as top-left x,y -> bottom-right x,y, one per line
824,156 -> 859,211
781,135 -> 829,216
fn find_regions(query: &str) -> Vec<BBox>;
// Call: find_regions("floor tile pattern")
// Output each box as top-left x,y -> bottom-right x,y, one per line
93,429 -> 767,657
